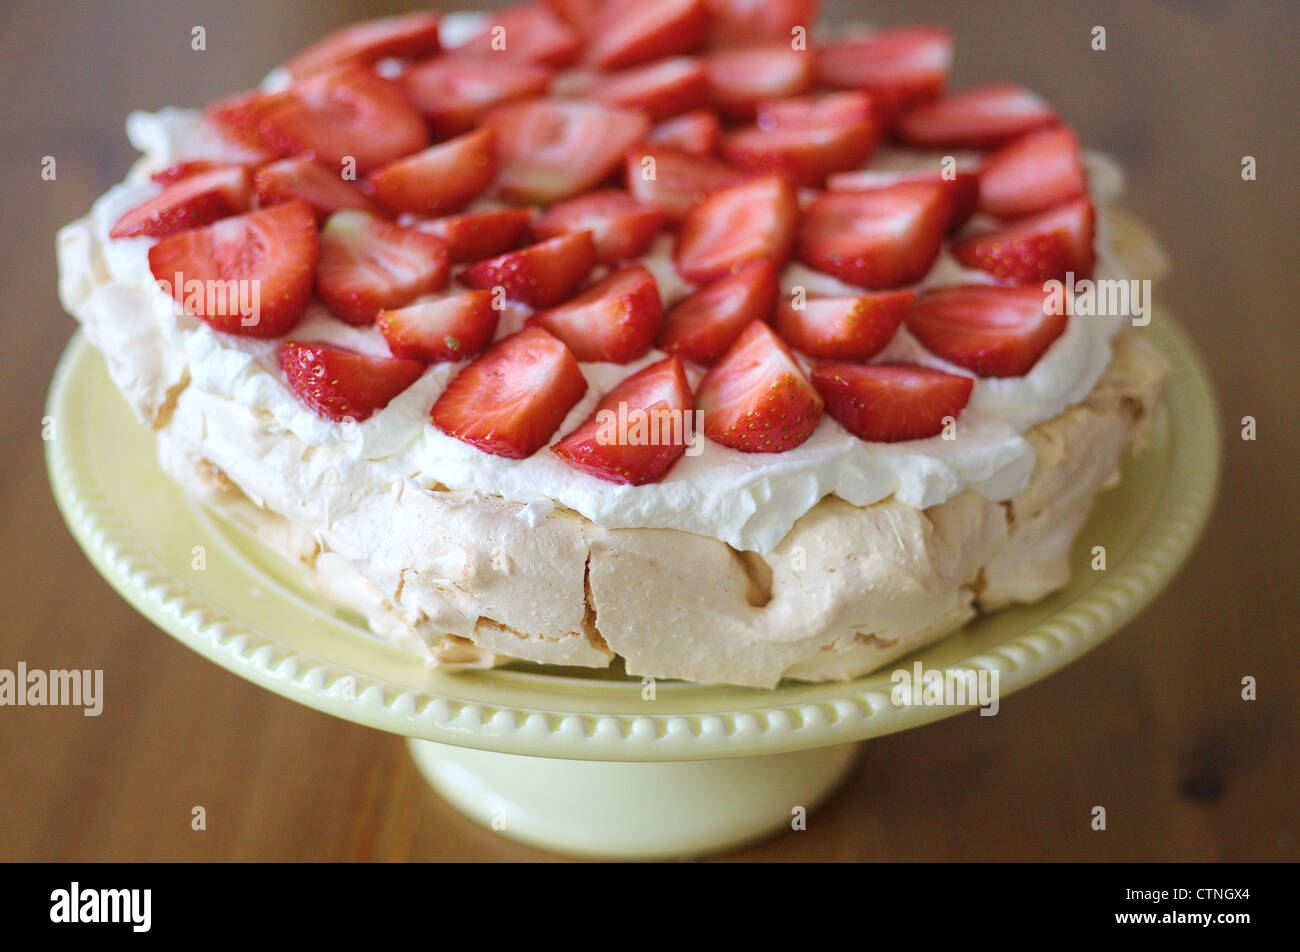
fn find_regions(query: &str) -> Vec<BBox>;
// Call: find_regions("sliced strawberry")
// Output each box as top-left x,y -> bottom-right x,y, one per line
704,0 -> 820,48
552,355 -> 694,484
826,167 -> 979,231
797,182 -> 950,289
377,291 -> 499,363
545,0 -> 605,35
532,189 -> 665,265
954,196 -> 1095,282
431,325 -> 588,458
897,83 -> 1058,150
658,259 -> 779,365
150,159 -> 250,187
365,127 -> 496,217
280,342 -> 425,422
205,89 -> 285,155
459,231 -> 596,308
285,12 -> 442,77
721,119 -> 877,187
400,56 -> 552,139
416,208 -> 533,262
527,265 -> 663,363
147,200 -> 318,338
254,155 -> 380,222
624,143 -> 741,222
755,90 -> 875,130
258,66 -> 429,175
588,56 -> 709,120
977,126 -> 1086,219
811,363 -> 973,442
697,320 -> 823,452
111,165 -> 252,239
485,98 -> 650,204
675,174 -> 798,284
647,109 -> 722,155
906,284 -> 1068,377
585,0 -> 709,70
814,27 -> 953,120
452,3 -> 582,68
316,210 -> 450,324
704,45 -> 815,119
773,291 -> 913,360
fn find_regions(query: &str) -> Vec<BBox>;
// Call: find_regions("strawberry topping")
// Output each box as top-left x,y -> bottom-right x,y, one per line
111,165 -> 252,239
773,291 -> 913,360
977,126 -> 1087,219
459,231 -> 597,308
253,155 -> 380,222
532,189 -> 665,265
675,173 -> 799,283
316,210 -> 450,324
365,127 -> 497,217
401,57 -> 553,139
811,363 -> 973,442
416,208 -> 534,263
527,264 -> 663,363
377,291 -> 499,363
658,259 -> 779,365
280,341 -> 426,422
897,83 -> 1058,150
285,12 -> 442,77
906,284 -> 1068,377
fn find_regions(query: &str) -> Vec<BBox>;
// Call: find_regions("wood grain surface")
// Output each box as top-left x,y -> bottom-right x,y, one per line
1,0 -> 1296,862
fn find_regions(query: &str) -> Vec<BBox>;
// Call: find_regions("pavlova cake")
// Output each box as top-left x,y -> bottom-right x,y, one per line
56,1 -> 1169,687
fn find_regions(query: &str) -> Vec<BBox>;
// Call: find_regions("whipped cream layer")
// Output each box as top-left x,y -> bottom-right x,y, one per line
70,107 -> 1133,553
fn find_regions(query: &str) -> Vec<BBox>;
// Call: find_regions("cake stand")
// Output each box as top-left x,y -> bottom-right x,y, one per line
45,311 -> 1219,858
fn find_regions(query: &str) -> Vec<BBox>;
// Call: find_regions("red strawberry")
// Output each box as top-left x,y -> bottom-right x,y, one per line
452,3 -> 582,67
377,291 -> 499,363
527,265 -> 663,363
814,27 -> 953,120
532,189 -> 665,265
254,155 -> 380,222
675,174 -> 799,284
205,89 -> 285,155
797,182 -> 950,289
811,363 -> 973,442
258,66 -> 429,175
416,208 -> 534,262
906,284 -> 1068,377
150,159 -> 249,186
365,127 -> 496,217
658,259 -> 779,365
552,355 -> 695,484
647,109 -> 722,155
704,45 -> 815,119
826,167 -> 979,231
624,143 -> 741,222
755,90 -> 875,130
285,12 -> 442,77
954,196 -> 1096,281
977,126 -> 1086,219
704,0 -> 820,49
431,325 -> 588,458
585,0 -> 709,70
897,83 -> 1058,150
147,200 -> 318,338
459,231 -> 596,308
698,320 -> 823,452
588,56 -> 709,121
316,210 -> 450,324
111,165 -> 252,239
773,291 -> 913,360
545,0 -> 605,35
485,98 -> 650,203
721,119 -> 877,187
400,56 -> 552,139
279,342 -> 426,422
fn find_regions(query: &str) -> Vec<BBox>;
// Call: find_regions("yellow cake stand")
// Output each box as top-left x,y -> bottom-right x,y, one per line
45,313 -> 1218,858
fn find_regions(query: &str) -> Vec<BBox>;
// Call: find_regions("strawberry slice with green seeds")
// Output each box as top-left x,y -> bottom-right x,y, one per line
254,155 -> 380,222
532,189 -> 665,265
552,355 -> 695,484
953,196 -> 1095,283
280,342 -> 426,422
316,210 -> 450,324
675,173 -> 799,284
658,259 -> 779,365
431,325 -> 589,458
459,231 -> 596,308
812,363 -> 973,443
377,291 -> 499,363
365,127 -> 497,217
147,199 -> 319,338
773,291 -> 913,360
416,208 -> 534,263
698,320 -> 823,453
906,284 -> 1068,377
527,264 -> 664,363
111,164 -> 252,239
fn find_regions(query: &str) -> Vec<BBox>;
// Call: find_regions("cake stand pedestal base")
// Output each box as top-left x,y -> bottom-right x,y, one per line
407,738 -> 859,859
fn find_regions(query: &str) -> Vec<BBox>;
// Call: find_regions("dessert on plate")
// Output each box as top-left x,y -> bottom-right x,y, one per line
57,1 -> 1169,687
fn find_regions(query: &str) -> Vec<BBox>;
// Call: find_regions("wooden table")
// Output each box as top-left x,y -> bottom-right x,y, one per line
2,0 -> 1296,861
